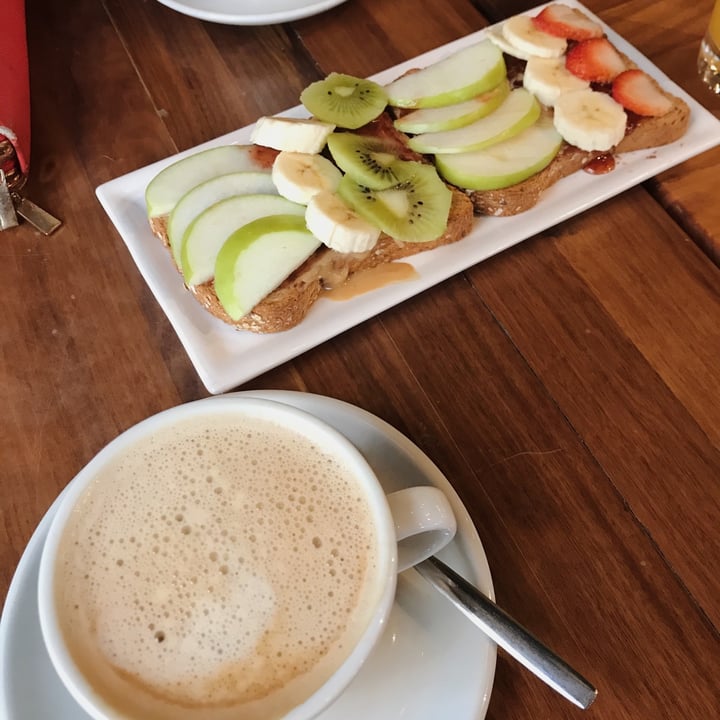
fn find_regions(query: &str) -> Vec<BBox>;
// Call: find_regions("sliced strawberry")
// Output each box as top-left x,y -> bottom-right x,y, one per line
532,4 -> 604,41
565,38 -> 626,83
611,69 -> 673,116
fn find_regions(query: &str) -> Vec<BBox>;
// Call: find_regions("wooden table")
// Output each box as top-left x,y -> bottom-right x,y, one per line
2,0 -> 719,717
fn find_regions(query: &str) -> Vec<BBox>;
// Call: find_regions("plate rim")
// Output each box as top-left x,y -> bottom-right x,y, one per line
154,0 -> 349,25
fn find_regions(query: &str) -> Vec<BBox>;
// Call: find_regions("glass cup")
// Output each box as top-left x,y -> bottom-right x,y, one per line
698,0 -> 720,93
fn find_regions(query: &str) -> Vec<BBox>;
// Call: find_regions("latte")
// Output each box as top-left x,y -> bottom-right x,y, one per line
53,409 -> 383,719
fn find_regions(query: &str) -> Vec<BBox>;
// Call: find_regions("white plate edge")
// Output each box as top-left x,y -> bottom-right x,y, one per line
154,0 -> 349,26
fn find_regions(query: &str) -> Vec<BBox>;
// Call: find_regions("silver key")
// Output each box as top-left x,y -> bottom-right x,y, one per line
0,170 -> 19,230
0,136 -> 61,235
12,192 -> 61,235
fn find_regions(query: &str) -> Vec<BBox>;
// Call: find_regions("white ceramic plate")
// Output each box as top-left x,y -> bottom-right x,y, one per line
96,1 -> 720,394
0,391 -> 496,720
155,0 -> 349,25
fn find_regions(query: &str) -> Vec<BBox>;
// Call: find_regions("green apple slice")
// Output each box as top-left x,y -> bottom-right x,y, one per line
168,172 -> 277,267
394,80 -> 510,134
181,194 -> 304,287
214,215 -> 321,321
434,115 -> 563,190
145,145 -> 271,217
408,88 -> 541,154
384,39 -> 506,109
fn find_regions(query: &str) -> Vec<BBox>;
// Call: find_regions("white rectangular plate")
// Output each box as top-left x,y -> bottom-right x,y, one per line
96,0 -> 720,394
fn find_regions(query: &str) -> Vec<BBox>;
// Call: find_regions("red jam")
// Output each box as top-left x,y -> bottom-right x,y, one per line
249,144 -> 280,169
584,153 -> 616,175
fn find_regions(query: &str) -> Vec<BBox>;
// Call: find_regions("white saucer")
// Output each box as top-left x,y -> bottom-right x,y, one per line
155,0 -> 348,25
0,391 -> 496,719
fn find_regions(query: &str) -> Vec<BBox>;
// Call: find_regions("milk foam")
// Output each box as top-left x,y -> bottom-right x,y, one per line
55,413 -> 381,719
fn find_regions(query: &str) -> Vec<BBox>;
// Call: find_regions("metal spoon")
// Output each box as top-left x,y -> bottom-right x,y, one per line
415,556 -> 597,710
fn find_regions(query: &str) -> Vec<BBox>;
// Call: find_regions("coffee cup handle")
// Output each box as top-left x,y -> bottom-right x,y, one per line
386,486 -> 457,572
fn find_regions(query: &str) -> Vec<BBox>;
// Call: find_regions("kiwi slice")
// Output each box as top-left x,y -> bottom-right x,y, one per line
301,73 -> 388,130
327,132 -> 402,190
338,161 -> 452,242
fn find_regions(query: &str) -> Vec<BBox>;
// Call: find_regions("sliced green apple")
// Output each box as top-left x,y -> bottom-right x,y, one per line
168,171 -> 277,267
384,39 -> 506,109
407,88 -> 540,154
145,145 -> 272,218
433,115 -> 563,191
214,215 -> 321,321
180,194 -> 304,287
394,80 -> 510,134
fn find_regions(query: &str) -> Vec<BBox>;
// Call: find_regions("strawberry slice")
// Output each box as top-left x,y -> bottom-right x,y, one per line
565,38 -> 626,83
611,69 -> 673,116
532,4 -> 604,41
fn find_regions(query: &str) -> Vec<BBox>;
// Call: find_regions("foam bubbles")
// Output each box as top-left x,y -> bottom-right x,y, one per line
55,414 -> 380,716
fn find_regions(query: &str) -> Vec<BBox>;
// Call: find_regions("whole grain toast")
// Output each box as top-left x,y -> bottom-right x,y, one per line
465,54 -> 690,216
191,189 -> 472,333
149,173 -> 473,334
149,23 -> 690,333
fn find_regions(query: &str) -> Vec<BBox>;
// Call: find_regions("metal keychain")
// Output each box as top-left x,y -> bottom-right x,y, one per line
0,135 -> 61,234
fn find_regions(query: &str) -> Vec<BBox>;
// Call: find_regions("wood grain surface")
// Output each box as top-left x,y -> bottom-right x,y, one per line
2,0 -> 719,718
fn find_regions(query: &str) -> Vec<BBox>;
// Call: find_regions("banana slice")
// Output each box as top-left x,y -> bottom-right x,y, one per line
305,191 -> 380,253
251,116 -> 335,153
272,151 -> 343,205
502,15 -> 567,58
523,56 -> 590,107
486,27 -> 533,61
553,89 -> 627,151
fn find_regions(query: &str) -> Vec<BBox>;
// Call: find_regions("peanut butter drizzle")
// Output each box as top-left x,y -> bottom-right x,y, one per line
323,262 -> 418,301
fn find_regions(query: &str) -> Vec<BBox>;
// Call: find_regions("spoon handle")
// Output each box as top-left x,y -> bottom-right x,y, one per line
415,556 -> 597,710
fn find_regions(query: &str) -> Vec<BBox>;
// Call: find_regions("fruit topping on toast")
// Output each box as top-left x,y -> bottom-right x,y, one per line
433,115 -> 563,191
523,56 -> 589,107
394,81 -> 510,134
406,88 -> 541,154
501,14 -> 567,58
611,69 -> 674,117
145,70 -> 469,332
564,37 -> 626,83
326,132 -> 404,188
300,73 -> 388,129
338,161 -> 452,243
213,215 -> 321,322
425,4 -> 689,189
553,88 -> 626,151
384,40 -> 507,108
305,191 -> 381,253
271,151 -> 341,205
532,4 -> 604,41
144,3 -> 689,332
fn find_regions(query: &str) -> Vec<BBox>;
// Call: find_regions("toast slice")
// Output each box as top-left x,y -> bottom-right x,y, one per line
149,117 -> 474,334
187,188 -> 472,333
465,54 -> 690,216
149,16 -> 689,332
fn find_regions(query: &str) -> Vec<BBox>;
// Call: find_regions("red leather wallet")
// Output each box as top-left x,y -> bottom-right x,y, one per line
1,0 -> 31,178
0,1 -> 60,233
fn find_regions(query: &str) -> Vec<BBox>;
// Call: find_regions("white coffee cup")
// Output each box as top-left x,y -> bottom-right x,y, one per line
37,397 -> 456,720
